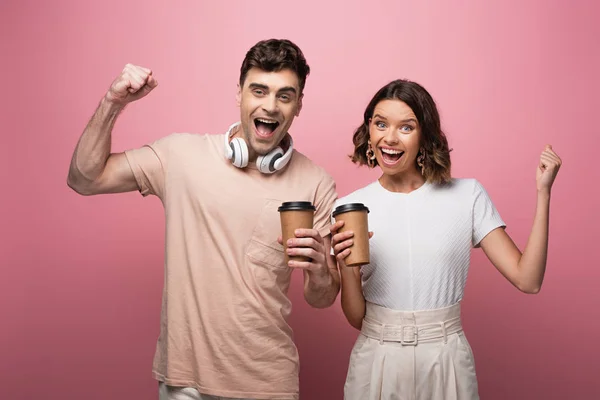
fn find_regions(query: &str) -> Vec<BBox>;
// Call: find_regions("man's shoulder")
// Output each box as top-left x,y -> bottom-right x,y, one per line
153,132 -> 221,146
146,132 -> 223,155
288,150 -> 333,181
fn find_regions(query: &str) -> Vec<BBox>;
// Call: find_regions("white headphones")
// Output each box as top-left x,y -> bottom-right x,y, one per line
224,121 -> 294,174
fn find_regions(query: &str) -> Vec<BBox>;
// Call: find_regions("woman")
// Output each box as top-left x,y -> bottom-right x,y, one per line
330,79 -> 561,399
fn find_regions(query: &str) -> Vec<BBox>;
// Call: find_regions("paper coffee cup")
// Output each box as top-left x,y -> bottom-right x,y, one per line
332,203 -> 370,267
278,201 -> 316,264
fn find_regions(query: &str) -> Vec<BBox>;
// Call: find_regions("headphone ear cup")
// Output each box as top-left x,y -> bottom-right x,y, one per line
256,147 -> 284,174
272,136 -> 294,171
230,137 -> 249,168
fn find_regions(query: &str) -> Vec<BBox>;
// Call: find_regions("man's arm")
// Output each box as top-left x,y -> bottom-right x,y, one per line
279,230 -> 341,308
67,64 -> 157,195
302,235 -> 340,308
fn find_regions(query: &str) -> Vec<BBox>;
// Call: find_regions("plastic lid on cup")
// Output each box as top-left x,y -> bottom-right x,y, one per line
278,201 -> 316,212
332,203 -> 370,217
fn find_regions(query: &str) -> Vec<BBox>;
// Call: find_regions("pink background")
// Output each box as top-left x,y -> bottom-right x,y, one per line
2,0 -> 599,399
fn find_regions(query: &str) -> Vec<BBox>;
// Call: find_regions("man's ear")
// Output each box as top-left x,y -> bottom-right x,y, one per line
296,93 -> 303,117
236,84 -> 241,107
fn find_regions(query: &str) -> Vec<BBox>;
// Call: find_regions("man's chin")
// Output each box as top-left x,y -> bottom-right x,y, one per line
248,134 -> 284,154
252,144 -> 277,157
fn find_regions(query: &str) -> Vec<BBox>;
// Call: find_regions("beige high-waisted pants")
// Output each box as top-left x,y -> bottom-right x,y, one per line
344,302 -> 479,400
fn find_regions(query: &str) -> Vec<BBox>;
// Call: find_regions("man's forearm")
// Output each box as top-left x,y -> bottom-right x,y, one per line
68,96 -> 123,188
304,267 -> 340,308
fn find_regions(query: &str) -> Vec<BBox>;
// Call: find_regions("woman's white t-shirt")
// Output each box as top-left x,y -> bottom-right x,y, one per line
334,178 -> 505,311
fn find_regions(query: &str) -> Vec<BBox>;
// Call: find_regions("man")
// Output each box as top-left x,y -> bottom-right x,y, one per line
67,39 -> 339,400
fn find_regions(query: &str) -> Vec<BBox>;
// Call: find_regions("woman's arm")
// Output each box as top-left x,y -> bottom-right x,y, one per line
331,221 -> 368,330
480,145 -> 562,293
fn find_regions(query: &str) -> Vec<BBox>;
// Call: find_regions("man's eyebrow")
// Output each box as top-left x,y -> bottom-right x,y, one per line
248,83 -> 269,90
277,86 -> 297,94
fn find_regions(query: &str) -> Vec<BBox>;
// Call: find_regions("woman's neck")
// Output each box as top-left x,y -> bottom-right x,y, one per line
378,170 -> 426,193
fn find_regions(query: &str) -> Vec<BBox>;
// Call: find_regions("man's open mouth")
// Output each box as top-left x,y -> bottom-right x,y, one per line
254,118 -> 280,138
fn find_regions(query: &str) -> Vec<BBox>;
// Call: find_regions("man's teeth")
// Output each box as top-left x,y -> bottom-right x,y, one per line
256,118 -> 277,124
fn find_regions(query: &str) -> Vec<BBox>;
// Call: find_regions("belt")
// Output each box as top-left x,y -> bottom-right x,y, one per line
360,316 -> 463,346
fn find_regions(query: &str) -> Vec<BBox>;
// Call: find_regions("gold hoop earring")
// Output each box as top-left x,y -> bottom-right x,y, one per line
417,148 -> 425,175
366,141 -> 376,168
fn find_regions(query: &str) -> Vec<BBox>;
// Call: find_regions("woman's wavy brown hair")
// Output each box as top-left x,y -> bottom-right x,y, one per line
351,79 -> 452,184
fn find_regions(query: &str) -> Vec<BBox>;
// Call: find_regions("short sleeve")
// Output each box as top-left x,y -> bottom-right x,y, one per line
313,173 -> 338,238
124,135 -> 174,200
472,180 -> 506,247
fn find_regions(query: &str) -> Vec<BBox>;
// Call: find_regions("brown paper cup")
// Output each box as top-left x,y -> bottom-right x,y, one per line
278,202 -> 316,265
333,203 -> 370,267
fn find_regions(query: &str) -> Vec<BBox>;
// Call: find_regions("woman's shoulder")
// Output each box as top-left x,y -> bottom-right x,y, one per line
426,178 -> 491,204
336,180 -> 381,205
431,177 -> 481,193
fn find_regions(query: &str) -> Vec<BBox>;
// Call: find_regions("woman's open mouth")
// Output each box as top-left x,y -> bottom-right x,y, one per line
380,147 -> 404,166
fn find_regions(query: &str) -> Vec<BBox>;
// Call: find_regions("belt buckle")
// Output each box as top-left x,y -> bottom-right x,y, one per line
401,325 -> 418,346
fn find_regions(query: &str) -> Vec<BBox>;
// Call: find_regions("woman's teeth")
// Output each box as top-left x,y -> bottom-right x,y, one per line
380,148 -> 404,164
